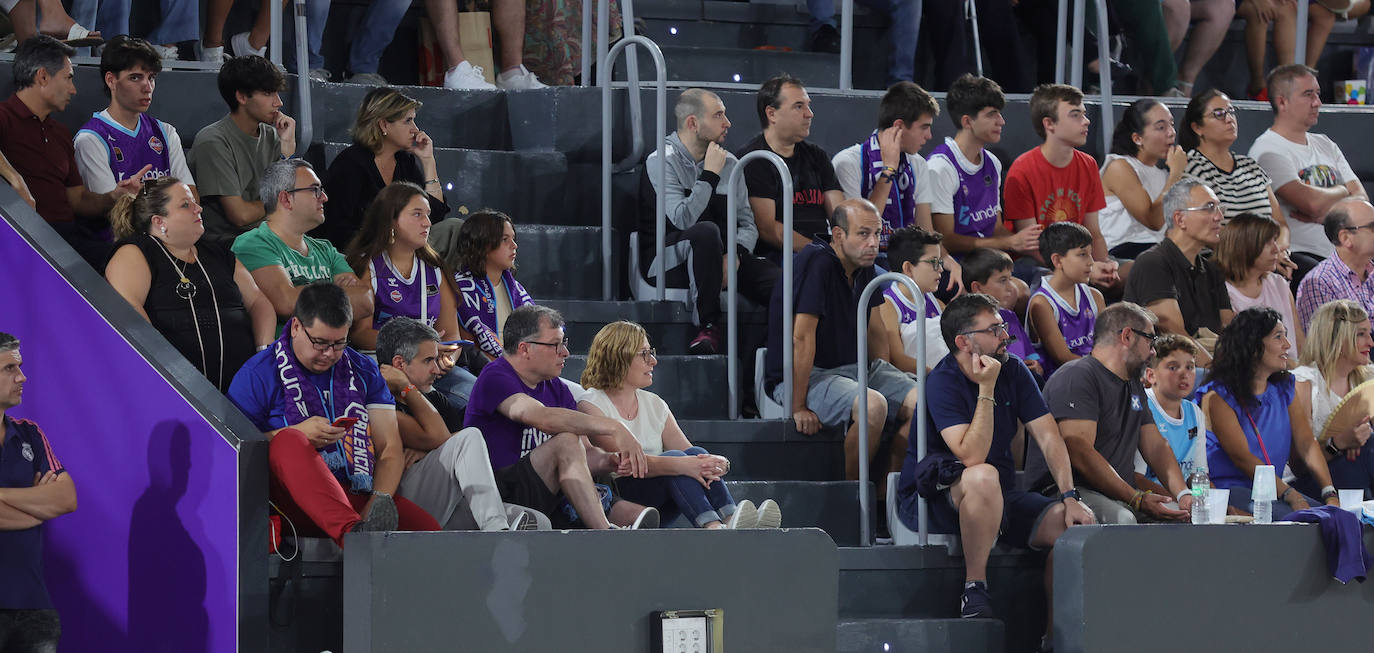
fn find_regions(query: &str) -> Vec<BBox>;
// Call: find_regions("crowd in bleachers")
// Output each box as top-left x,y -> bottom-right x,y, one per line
5,4 -> 1374,648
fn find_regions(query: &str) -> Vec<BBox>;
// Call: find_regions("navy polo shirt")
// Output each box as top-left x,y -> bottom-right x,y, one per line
764,238 -> 882,393
0,414 -> 62,609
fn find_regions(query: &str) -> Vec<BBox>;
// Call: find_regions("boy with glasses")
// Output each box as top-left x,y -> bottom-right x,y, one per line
877,227 -> 950,374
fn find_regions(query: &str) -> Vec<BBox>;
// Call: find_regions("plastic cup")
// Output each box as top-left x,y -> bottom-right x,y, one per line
1252,465 -> 1277,502
1340,489 -> 1364,511
1207,489 -> 1229,524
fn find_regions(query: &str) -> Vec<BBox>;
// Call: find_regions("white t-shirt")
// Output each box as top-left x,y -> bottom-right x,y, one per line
1098,154 -> 1169,250
73,109 -> 194,194
832,144 -> 934,208
926,136 -> 1003,216
579,388 -> 671,456
886,287 -> 949,370
1248,128 -> 1356,258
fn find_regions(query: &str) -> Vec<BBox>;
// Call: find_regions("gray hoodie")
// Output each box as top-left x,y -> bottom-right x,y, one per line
642,131 -> 758,254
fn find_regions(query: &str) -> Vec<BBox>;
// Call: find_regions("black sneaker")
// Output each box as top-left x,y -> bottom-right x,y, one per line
960,581 -> 993,618
689,324 -> 721,355
807,24 -> 841,54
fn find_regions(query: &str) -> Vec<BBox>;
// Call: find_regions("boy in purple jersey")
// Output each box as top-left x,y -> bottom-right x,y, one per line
878,227 -> 949,374
1028,223 -> 1106,377
962,248 -> 1045,381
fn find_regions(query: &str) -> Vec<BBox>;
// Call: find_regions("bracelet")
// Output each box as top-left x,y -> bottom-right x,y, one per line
373,491 -> 392,500
1128,490 -> 1145,511
1321,485 -> 1338,500
1325,439 -> 1344,457
256,344 -> 269,352
1175,488 -> 1191,502
1280,486 -> 1294,502
399,383 -> 418,400
425,178 -> 440,186
977,395 -> 996,404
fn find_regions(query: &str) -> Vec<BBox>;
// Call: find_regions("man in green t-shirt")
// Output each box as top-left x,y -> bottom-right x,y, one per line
232,159 -> 372,329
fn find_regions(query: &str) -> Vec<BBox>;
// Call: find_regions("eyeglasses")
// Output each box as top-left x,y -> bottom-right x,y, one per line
1181,201 -> 1221,216
525,337 -> 570,352
299,323 -> 348,352
960,322 -> 1010,337
288,185 -> 327,199
637,348 -> 657,363
1342,222 -> 1374,234
919,257 -> 945,272
1129,327 -> 1158,343
1207,107 -> 1238,121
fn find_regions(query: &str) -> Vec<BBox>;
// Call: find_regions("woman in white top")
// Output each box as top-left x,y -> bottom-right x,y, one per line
1099,99 -> 1186,260
1212,212 -> 1303,362
1292,300 -> 1374,498
578,321 -> 781,529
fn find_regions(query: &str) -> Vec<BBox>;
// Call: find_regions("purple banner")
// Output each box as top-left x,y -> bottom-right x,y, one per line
0,218 -> 239,653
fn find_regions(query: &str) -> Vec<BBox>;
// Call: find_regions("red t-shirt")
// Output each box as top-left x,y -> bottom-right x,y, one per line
0,94 -> 82,223
1002,146 -> 1105,232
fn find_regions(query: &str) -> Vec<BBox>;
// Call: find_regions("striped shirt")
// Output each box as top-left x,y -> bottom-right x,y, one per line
1184,150 -> 1272,220
1295,254 -> 1374,330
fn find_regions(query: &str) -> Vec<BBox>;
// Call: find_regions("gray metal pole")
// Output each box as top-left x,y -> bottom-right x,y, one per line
1095,0 -> 1113,157
293,0 -> 311,153
601,36 -> 668,302
269,0 -> 282,66
1055,0 -> 1068,83
725,151 -> 792,419
840,0 -> 854,90
623,0 -> 644,163
967,0 -> 984,77
1070,0 -> 1085,89
1296,4 -> 1308,72
597,0 -> 610,86
581,0 -> 593,86
855,273 -> 924,546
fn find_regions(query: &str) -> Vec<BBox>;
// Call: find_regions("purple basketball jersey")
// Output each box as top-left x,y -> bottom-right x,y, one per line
1000,308 -> 1038,364
1030,283 -> 1096,377
76,112 -> 172,185
928,142 -> 1000,238
883,285 -> 940,324
370,253 -> 442,330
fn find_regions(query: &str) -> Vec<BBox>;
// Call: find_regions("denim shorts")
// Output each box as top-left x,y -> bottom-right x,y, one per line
773,359 -> 918,427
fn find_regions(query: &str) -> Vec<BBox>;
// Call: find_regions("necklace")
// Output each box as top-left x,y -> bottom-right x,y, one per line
151,235 -> 227,389
158,241 -> 198,299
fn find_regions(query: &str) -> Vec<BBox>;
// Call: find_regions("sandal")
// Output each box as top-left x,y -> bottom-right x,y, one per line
41,23 -> 103,48
1314,0 -> 1357,19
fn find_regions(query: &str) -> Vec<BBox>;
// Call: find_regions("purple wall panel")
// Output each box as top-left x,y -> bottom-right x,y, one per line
0,219 -> 239,653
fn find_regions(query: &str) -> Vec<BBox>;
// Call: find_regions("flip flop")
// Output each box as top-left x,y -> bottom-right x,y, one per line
41,23 -> 103,48
1314,0 -> 1358,19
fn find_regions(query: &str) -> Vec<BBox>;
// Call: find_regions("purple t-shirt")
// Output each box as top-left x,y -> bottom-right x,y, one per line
1030,283 -> 1096,377
464,356 -> 577,470
1000,308 -> 1038,364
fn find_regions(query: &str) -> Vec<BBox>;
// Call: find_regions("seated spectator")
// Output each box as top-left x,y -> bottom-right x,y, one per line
190,55 -> 296,245
1250,65 -> 1368,284
227,282 -> 440,547
1200,307 -> 1341,515
961,247 -> 1044,379
1215,213 -> 1303,361
0,36 -> 141,267
898,292 -> 1094,630
642,88 -> 779,355
424,0 -> 547,90
877,227 -> 948,374
1028,222 -> 1105,377
0,331 -> 79,653
452,210 -> 535,362
232,159 -> 373,330
1133,334 -> 1206,497
1296,199 -> 1374,330
1,0 -> 101,45
105,177 -> 275,391
1123,179 -> 1233,365
75,37 -> 196,206
319,87 -> 449,251
1098,99 -> 1185,261
579,321 -> 781,529
1004,84 -> 1118,289
1292,300 -> 1374,500
346,182 -> 475,412
920,1 -> 1031,92
1024,303 -> 1193,524
804,0 -> 916,87
1161,0 -> 1234,98
738,75 -> 844,265
377,317 -> 539,531
763,199 -> 920,489
199,0 -> 266,61
283,0 -> 406,84
463,305 -> 657,529
1238,1 -> 1370,100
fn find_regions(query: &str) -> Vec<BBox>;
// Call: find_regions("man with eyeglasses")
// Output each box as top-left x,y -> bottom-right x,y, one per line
1296,199 -> 1374,330
228,282 -> 440,547
1250,64 -> 1369,284
1123,178 -> 1233,366
897,293 -> 1092,634
232,159 -> 372,331
1023,302 -> 1194,526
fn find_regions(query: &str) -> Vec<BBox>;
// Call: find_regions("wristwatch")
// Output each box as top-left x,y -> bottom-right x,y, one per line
1059,488 -> 1082,503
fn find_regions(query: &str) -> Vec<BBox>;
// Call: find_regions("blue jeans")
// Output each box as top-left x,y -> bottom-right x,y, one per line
806,0 -> 919,83
431,365 -> 477,415
69,0 -> 198,44
283,0 -> 409,73
614,447 -> 738,527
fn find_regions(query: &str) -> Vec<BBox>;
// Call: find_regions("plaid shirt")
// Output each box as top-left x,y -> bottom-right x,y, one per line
1295,254 -> 1374,330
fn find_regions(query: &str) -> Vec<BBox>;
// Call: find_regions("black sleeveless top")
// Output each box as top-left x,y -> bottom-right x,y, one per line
121,233 -> 255,392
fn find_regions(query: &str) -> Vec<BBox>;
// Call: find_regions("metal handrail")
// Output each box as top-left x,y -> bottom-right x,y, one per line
725,151 -> 793,420
855,273 -> 925,546
839,0 -> 854,90
600,36 -> 667,301
1296,7 -> 1308,72
582,0 -> 594,86
292,0 -> 312,153
270,0 -> 282,66
1054,0 -> 1114,156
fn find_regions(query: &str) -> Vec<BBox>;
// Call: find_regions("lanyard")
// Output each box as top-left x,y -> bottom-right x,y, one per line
1237,404 -> 1273,467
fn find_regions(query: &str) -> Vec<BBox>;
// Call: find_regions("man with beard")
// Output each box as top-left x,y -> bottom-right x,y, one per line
1023,302 -> 1194,525
896,292 -> 1092,627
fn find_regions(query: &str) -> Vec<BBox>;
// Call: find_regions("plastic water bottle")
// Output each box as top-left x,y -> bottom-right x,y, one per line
1253,500 -> 1272,524
1188,466 -> 1209,524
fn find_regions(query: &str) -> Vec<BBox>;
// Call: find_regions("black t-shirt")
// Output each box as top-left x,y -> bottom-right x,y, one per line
764,239 -> 881,391
398,387 -> 464,433
1122,238 -> 1231,336
737,134 -> 841,261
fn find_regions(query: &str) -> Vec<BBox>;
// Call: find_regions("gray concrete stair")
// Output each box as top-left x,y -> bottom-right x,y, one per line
682,418 -> 846,481
563,353 -> 727,418
725,479 -> 871,546
836,618 -> 1004,653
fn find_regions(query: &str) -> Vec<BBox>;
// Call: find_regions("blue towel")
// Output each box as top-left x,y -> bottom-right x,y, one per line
1283,505 -> 1372,584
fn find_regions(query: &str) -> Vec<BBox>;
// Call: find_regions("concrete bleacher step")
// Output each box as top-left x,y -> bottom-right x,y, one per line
613,44 -> 887,89
836,618 -> 1004,653
724,480 -> 871,546
541,298 -> 768,355
562,353 -> 727,418
682,418 -> 845,481
495,224 -> 607,300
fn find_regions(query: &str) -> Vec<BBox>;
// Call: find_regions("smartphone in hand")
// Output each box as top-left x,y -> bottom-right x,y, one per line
332,416 -> 360,429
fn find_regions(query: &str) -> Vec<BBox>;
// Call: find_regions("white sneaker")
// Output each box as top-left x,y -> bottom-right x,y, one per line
496,64 -> 547,91
443,60 -> 496,90
154,44 -> 179,61
347,72 -> 388,86
754,499 -> 782,529
200,44 -> 226,63
308,68 -> 331,83
725,500 -> 757,529
629,506 -> 659,529
230,31 -> 266,58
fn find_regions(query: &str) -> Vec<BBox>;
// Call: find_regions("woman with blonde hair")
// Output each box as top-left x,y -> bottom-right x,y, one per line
105,177 -> 276,391
320,86 -> 450,248
1291,300 -> 1374,498
1213,212 -> 1302,361
579,321 -> 780,529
